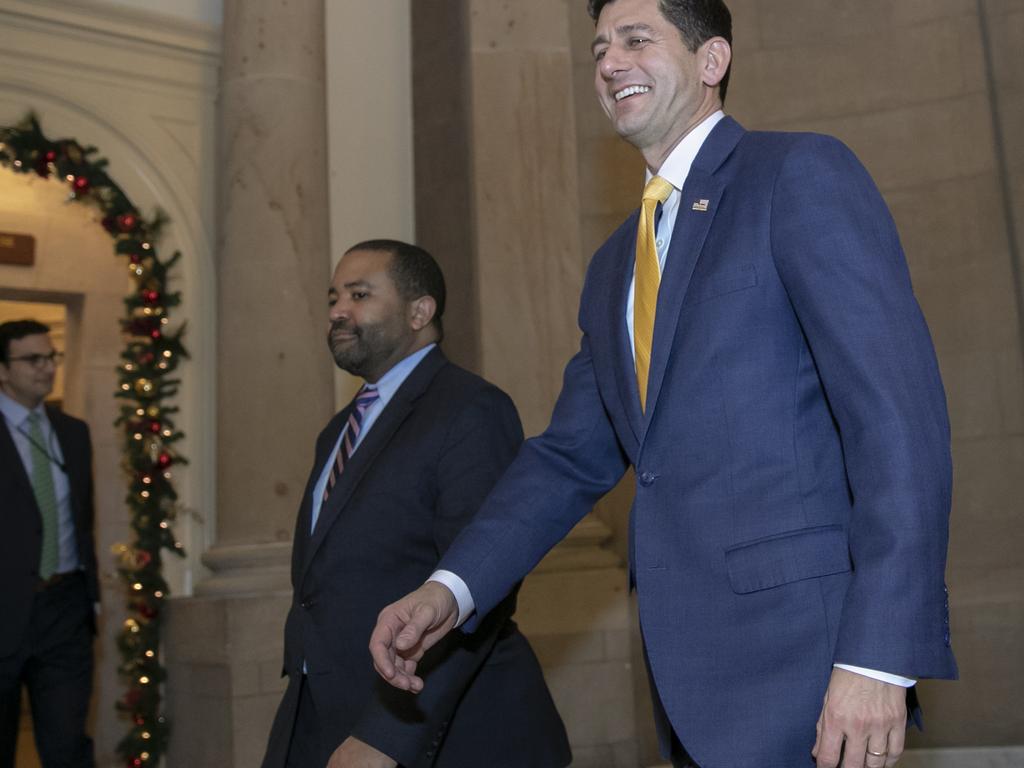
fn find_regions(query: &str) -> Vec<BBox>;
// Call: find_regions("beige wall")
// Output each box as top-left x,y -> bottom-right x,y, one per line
570,0 -> 1024,752
324,0 -> 415,408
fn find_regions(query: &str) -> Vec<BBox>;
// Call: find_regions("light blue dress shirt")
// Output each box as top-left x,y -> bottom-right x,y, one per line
0,391 -> 80,574
309,343 -> 436,533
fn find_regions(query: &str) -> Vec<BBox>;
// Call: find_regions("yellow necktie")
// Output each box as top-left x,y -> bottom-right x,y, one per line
634,175 -> 674,411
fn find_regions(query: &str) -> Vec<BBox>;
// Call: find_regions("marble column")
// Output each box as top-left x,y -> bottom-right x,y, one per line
165,0 -> 334,764
413,2 -> 638,765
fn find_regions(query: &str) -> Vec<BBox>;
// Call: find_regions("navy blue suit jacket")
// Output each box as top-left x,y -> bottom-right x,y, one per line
263,349 -> 569,768
0,406 -> 98,657
439,118 -> 957,767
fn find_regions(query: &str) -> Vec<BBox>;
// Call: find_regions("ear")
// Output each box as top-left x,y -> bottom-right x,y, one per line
408,296 -> 438,332
701,37 -> 731,90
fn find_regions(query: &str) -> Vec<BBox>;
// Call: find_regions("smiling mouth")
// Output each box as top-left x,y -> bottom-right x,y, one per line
614,85 -> 651,102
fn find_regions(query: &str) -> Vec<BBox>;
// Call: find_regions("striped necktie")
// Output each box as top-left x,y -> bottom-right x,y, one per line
27,412 -> 60,579
322,385 -> 380,504
634,175 -> 674,411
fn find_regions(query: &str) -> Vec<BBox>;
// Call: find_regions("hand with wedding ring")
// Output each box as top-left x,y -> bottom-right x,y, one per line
812,668 -> 907,767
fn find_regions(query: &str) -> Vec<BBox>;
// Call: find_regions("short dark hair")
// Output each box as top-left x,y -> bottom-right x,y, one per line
0,319 -> 50,364
588,0 -> 733,102
346,239 -> 447,341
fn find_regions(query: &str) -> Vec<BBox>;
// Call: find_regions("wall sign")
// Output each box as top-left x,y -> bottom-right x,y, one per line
0,232 -> 35,265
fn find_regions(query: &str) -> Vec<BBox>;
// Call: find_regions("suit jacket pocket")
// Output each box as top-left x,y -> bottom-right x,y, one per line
725,523 -> 850,594
686,263 -> 758,305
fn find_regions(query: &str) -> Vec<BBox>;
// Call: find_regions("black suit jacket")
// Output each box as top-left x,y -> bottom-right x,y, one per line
262,348 -> 570,768
0,405 -> 99,657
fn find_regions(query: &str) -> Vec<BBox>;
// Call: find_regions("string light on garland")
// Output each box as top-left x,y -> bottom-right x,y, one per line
1,113 -> 187,768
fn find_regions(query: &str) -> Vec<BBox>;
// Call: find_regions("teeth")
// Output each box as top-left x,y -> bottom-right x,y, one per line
614,85 -> 650,102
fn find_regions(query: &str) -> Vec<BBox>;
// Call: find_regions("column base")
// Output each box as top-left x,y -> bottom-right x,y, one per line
165,542 -> 292,767
518,515 -> 639,768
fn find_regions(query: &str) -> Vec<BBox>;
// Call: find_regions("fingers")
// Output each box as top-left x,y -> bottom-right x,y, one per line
813,715 -> 844,767
864,734 -> 890,768
885,723 -> 906,767
394,602 -> 441,652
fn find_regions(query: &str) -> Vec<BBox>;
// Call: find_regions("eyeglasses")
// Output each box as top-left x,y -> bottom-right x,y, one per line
6,351 -> 64,368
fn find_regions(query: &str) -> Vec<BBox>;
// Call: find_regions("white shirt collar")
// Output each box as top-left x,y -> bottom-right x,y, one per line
645,110 -> 725,190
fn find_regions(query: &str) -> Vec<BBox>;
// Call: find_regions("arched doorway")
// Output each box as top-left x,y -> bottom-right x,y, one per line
0,98 -> 214,765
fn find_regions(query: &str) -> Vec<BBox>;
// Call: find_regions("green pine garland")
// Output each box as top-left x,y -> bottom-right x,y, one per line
0,113 -> 187,768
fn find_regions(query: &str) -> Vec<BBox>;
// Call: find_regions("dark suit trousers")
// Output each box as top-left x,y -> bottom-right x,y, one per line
284,675 -> 405,768
670,731 -> 700,768
0,573 -> 94,768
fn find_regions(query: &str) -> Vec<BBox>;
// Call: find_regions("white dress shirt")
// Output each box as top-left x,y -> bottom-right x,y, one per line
432,112 -> 913,687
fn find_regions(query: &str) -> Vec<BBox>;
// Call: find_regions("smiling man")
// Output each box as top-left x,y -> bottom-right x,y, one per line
369,2 -> 958,767
260,240 -> 569,768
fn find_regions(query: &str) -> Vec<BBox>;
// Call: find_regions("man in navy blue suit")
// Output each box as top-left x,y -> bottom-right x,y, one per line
369,2 -> 958,767
261,241 -> 569,768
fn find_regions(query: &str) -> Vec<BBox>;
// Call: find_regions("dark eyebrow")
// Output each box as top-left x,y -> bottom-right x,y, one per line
591,23 -> 656,54
343,280 -> 372,290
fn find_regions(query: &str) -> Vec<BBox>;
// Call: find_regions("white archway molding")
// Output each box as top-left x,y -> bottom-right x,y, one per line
0,1 -> 220,594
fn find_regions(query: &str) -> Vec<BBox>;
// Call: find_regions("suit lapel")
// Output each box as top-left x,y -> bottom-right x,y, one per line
606,215 -> 645,445
0,416 -> 36,507
298,348 -> 447,585
643,117 -> 745,429
642,171 -> 724,426
291,411 -> 346,575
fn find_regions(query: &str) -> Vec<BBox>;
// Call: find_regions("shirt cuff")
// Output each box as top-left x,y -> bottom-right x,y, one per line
427,570 -> 475,627
834,663 -> 916,687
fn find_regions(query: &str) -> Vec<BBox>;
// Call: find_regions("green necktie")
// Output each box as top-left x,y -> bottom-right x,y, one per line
27,412 -> 60,580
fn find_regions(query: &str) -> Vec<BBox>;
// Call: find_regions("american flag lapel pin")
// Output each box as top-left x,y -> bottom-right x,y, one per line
692,199 -> 710,212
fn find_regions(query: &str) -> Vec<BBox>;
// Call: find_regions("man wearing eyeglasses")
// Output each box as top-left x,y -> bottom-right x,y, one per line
0,319 -> 99,768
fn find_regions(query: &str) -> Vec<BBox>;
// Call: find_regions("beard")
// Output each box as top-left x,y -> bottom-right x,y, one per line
327,318 -> 402,380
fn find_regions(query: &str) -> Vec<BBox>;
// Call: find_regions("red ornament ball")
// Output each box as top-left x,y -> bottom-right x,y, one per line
142,289 -> 160,304
44,150 -> 57,162
118,214 -> 138,232
139,352 -> 155,365
72,176 -> 90,193
157,453 -> 172,468
150,329 -> 161,340
129,254 -> 141,265
148,420 -> 161,434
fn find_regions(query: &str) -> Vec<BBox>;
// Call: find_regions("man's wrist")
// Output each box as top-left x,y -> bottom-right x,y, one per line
427,570 -> 474,627
833,663 -> 916,687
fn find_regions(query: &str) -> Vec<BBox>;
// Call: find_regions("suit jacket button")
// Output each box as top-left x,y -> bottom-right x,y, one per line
639,471 -> 656,486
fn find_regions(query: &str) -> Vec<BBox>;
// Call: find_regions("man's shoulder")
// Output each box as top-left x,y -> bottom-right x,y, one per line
738,128 -> 861,170
431,358 -> 515,409
46,406 -> 89,437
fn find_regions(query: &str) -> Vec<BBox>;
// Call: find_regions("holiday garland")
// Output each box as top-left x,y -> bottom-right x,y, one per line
0,113 -> 186,767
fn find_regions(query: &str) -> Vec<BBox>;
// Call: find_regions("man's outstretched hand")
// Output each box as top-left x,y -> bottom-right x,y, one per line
369,581 -> 459,692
